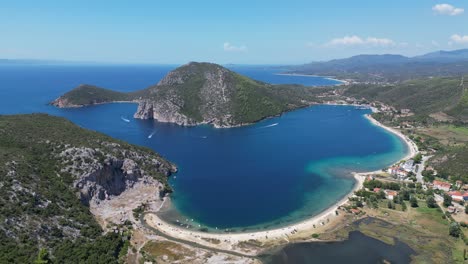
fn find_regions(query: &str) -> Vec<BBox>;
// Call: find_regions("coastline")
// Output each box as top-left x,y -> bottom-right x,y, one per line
143,108 -> 418,250
275,73 -> 348,85
145,173 -> 364,251
364,114 -> 418,162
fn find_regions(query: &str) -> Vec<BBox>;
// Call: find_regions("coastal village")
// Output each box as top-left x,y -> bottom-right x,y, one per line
327,96 -> 468,219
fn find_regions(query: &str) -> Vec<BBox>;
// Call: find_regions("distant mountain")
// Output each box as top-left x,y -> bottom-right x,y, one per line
291,49 -> 468,82
415,49 -> 468,62
52,62 -> 331,127
326,54 -> 410,66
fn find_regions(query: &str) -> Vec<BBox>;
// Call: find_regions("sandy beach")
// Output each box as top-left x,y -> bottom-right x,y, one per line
364,114 -> 418,161
144,111 -> 418,251
275,73 -> 348,85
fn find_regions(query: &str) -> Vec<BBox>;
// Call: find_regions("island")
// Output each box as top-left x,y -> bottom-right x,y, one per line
51,62 -> 334,128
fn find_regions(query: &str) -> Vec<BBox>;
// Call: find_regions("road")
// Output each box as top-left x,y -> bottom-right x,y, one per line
415,155 -> 431,184
139,212 -> 258,260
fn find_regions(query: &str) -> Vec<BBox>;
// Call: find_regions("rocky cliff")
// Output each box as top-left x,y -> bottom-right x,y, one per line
58,144 -> 175,206
133,62 -> 240,127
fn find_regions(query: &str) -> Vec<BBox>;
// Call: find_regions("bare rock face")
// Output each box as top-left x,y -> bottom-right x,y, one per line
51,97 -> 78,108
134,101 -> 154,119
133,62 -> 239,127
75,158 -> 140,205
134,99 -> 196,125
58,146 -> 176,206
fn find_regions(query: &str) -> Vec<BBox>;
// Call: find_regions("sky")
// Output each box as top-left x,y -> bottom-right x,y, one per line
1,0 -> 468,64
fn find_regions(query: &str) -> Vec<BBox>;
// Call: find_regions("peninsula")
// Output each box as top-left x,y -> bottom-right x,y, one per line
51,62 -> 334,128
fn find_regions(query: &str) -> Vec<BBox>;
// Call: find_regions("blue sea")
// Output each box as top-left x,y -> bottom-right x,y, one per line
0,64 -> 407,231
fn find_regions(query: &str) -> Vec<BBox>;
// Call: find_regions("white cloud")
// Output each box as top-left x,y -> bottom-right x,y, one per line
432,4 -> 464,16
223,42 -> 247,52
325,35 -> 396,47
450,34 -> 468,44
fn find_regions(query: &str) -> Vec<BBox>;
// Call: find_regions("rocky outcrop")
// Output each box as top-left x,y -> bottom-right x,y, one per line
76,158 -> 139,205
50,97 -> 80,108
133,62 -> 242,127
134,99 -> 197,126
134,100 -> 154,119
58,145 -> 176,206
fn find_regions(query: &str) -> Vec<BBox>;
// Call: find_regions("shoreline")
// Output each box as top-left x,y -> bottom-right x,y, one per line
275,73 -> 348,85
145,173 -> 365,248
364,114 -> 418,162
143,107 -> 418,247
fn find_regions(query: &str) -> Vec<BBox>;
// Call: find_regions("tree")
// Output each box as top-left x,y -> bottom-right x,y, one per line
401,189 -> 410,201
443,193 -> 453,207
387,200 -> 393,209
34,249 -> 50,264
449,222 -> 461,238
355,200 -> 363,208
465,205 -> 468,214
369,195 -> 379,209
426,196 -> 437,208
422,170 -> 435,182
413,153 -> 422,164
401,201 -> 407,211
378,190 -> 386,199
410,196 -> 419,207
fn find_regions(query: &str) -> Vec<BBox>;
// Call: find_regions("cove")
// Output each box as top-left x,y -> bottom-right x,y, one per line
0,64 -> 408,231
156,104 -> 408,231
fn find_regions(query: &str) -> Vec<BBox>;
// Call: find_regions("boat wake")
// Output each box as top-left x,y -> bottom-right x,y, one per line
120,116 -> 130,123
260,123 -> 279,129
148,131 -> 156,139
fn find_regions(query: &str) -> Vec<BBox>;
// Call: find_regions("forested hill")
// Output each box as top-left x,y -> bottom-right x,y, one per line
0,114 -> 175,263
52,62 -> 333,128
343,76 -> 468,122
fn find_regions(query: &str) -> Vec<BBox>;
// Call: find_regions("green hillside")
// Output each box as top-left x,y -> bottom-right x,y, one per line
51,84 -> 131,107
0,114 -> 174,263
445,78 -> 468,122
344,77 -> 466,119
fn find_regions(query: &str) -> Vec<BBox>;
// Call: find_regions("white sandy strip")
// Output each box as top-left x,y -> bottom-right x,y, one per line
275,73 -> 348,85
364,114 -> 418,161
145,174 -> 365,244
145,114 -> 417,245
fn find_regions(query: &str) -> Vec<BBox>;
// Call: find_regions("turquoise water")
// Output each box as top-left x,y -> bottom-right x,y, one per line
0,64 -> 407,231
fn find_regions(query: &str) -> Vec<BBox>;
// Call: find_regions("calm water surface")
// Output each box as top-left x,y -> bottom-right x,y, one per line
263,231 -> 415,264
0,64 -> 407,230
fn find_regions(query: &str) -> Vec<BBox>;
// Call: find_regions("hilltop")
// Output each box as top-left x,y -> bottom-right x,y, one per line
0,114 -> 176,263
51,84 -> 132,107
52,62 -> 333,127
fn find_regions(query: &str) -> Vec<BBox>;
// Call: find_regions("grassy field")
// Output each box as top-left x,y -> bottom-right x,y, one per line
141,240 -> 198,262
417,125 -> 468,146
